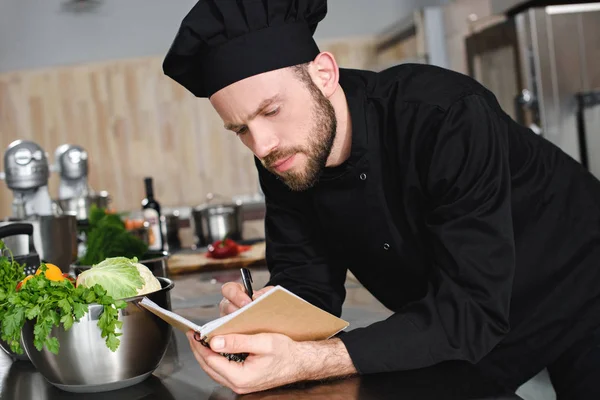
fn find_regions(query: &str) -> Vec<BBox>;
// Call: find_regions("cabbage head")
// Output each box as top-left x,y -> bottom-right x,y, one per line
76,257 -> 145,299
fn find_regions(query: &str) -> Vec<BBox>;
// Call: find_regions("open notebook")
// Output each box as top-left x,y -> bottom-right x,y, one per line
139,285 -> 349,361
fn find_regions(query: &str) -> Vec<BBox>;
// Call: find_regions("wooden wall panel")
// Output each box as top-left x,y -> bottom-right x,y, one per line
0,37 -> 375,218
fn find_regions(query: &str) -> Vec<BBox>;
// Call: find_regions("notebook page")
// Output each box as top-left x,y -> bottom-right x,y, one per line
205,285 -> 349,342
138,286 -> 282,336
200,285 -> 282,336
139,297 -> 202,333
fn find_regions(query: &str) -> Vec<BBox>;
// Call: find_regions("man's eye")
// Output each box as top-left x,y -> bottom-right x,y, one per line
265,107 -> 279,117
236,126 -> 248,135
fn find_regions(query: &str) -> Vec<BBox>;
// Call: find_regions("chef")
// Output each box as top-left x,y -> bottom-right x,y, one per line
163,0 -> 600,397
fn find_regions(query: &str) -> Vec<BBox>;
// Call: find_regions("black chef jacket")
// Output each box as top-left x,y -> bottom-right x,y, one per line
255,64 -> 600,390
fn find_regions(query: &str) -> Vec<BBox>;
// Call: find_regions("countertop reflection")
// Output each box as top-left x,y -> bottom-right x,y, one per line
0,268 -> 522,400
0,333 -> 522,400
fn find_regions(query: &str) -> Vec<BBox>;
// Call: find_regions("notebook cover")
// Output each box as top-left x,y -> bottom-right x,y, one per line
205,287 -> 349,342
139,287 -> 349,343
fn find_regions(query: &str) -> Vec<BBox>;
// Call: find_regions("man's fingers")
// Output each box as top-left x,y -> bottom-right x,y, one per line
222,282 -> 252,308
186,331 -> 230,386
221,283 -> 275,313
219,298 -> 239,317
251,285 -> 275,301
209,333 -> 278,355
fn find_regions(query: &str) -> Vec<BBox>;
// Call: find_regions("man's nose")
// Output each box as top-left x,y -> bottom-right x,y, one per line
251,129 -> 279,159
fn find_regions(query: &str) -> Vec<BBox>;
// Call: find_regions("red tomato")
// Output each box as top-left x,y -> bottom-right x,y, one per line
208,238 -> 240,259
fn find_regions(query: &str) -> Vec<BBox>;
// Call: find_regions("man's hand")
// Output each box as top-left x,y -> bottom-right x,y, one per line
186,332 -> 357,394
219,282 -> 274,316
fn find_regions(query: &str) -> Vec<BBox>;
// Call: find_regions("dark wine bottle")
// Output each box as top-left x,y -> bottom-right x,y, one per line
141,177 -> 164,251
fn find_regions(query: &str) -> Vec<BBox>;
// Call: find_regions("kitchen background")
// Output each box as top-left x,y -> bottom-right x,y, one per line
3,0 -> 600,224
1,0 -> 599,247
0,0 -> 509,232
1,1 -> 600,398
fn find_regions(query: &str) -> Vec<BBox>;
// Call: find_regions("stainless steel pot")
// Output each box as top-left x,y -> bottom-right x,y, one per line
21,277 -> 174,393
55,191 -> 110,221
0,215 -> 78,273
191,202 -> 243,246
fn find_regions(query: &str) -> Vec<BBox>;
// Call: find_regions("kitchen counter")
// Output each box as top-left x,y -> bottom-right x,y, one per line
0,268 -> 522,400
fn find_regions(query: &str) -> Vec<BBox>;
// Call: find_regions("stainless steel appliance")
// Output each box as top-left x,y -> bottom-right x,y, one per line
466,2 -> 600,178
55,144 -> 90,199
0,141 -> 79,272
1,140 -> 53,219
53,144 -> 111,221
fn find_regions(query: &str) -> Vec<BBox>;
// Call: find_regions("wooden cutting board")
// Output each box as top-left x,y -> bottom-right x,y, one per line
167,242 -> 266,275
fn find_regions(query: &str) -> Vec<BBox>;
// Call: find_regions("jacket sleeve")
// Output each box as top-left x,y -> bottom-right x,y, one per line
255,159 -> 348,317
339,94 -> 515,373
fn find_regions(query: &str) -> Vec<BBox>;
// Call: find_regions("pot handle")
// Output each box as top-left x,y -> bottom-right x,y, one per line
0,223 -> 34,240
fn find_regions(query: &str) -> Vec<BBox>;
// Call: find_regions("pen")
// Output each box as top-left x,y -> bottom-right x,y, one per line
240,267 -> 254,300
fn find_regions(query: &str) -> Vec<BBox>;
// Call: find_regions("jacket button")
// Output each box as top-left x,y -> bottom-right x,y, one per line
383,243 -> 390,250
359,173 -> 367,180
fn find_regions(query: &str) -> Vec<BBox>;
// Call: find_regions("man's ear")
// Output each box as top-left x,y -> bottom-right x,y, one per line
308,52 -> 340,98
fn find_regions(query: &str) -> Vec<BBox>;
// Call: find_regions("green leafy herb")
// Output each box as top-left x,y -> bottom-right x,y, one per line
0,240 -> 27,354
79,206 -> 148,266
0,240 -> 26,303
0,259 -> 128,355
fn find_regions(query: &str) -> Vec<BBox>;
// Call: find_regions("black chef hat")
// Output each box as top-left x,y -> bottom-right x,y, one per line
163,0 -> 327,98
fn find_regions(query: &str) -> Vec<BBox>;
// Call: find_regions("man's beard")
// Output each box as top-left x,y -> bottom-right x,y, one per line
262,83 -> 337,191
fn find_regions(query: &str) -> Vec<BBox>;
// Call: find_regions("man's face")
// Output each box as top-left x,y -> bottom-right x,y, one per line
210,66 -> 336,191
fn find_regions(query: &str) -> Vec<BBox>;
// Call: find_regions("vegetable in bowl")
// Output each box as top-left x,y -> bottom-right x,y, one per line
0,255 -> 162,356
76,256 -> 161,299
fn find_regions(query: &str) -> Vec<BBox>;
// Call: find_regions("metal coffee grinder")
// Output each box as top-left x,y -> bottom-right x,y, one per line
0,141 -> 79,274
1,140 -> 53,219
54,144 -> 91,200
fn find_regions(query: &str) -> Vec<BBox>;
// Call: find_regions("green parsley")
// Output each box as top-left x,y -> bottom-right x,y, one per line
0,251 -> 127,355
0,240 -> 26,303
78,206 -> 148,266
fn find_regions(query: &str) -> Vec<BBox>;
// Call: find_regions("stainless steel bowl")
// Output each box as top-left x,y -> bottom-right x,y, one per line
55,192 -> 110,221
21,277 -> 174,393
